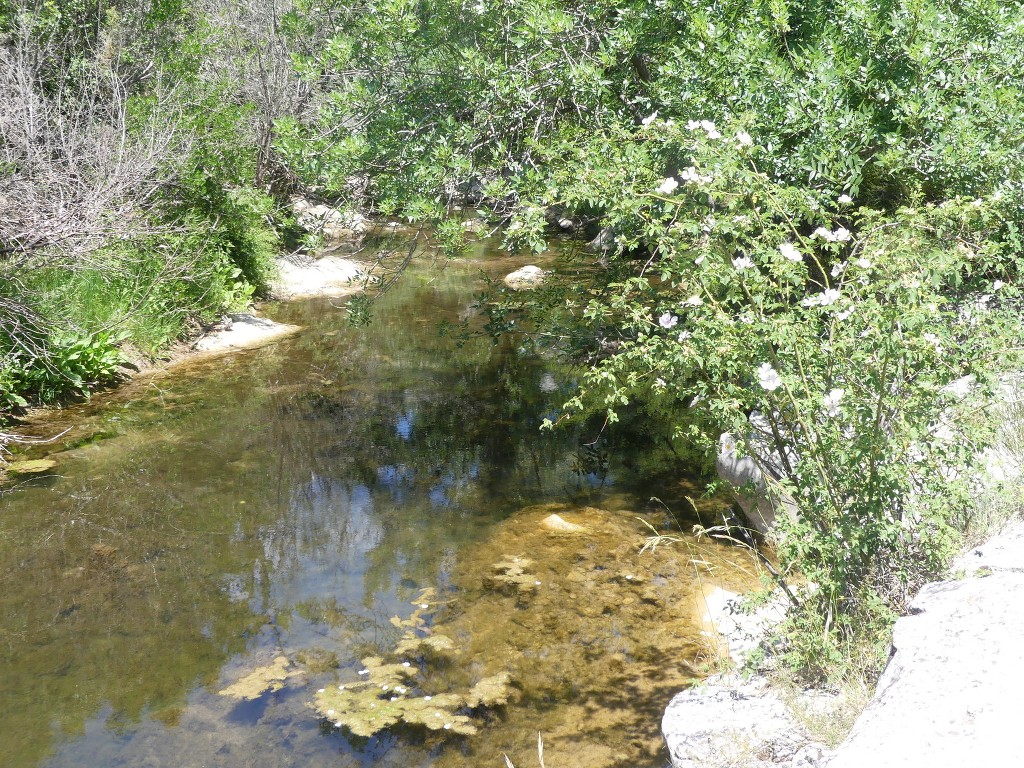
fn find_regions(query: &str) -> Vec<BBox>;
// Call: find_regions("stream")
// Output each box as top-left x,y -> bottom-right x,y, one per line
0,246 -> 760,768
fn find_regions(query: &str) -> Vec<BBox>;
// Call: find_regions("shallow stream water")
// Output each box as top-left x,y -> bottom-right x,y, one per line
0,247 -> 760,768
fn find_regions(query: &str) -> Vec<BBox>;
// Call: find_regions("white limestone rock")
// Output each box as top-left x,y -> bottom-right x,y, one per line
953,519 -> 1024,576
503,265 -> 546,290
662,674 -> 829,768
291,197 -> 368,249
697,585 -> 791,668
193,314 -> 300,353
827,567 -> 1024,768
270,255 -> 370,299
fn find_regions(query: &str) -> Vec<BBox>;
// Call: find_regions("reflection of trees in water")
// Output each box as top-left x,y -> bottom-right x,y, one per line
254,318 -> 589,613
243,273 -> 693,620
0,264 -> 688,766
0,447 -> 266,767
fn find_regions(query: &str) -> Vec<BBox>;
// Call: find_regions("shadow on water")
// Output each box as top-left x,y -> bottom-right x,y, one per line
0,255 -> 761,768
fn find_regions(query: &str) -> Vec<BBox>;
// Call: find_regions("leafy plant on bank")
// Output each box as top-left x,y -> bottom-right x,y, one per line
0,1 -> 284,413
0,330 -> 126,404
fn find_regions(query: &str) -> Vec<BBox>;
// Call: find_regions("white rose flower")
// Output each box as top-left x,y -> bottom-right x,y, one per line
659,312 -> 679,329
756,363 -> 783,391
779,242 -> 802,261
822,388 -> 845,417
657,177 -> 679,195
802,288 -> 841,307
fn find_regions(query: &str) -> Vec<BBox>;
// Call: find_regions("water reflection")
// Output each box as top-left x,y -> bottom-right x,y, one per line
0,258 -> 746,768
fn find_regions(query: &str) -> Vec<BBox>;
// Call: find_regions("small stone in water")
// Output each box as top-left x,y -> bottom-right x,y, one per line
318,688 -> 325,693
358,669 -> 369,675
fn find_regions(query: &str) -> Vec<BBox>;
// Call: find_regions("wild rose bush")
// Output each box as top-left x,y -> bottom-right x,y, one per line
550,122 -> 1022,670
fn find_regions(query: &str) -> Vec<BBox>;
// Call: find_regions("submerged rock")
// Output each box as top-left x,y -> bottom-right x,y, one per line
296,647 -> 340,673
434,502 -> 762,766
483,556 -> 540,604
4,458 -> 57,474
539,513 -> 588,534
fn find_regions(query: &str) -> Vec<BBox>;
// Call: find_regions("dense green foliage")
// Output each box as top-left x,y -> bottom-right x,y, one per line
0,0 -> 283,406
3,0 -> 1024,680
278,0 -> 1024,677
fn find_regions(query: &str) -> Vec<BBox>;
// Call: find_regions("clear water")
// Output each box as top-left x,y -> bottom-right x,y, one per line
0,253 -> 759,768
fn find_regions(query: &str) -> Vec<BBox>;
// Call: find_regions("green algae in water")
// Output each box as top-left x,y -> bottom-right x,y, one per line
218,655 -> 299,700
313,663 -> 515,738
5,459 -> 57,474
314,659 -> 474,737
312,591 -> 516,738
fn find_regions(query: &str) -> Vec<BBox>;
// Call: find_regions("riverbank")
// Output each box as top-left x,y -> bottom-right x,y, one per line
663,512 -> 1024,768
117,253 -> 369,377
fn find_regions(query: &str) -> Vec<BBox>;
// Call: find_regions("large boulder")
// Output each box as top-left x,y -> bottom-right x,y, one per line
663,674 -> 830,768
291,197 -> 368,251
271,255 -> 370,299
662,583 -> 832,768
827,522 -> 1024,768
